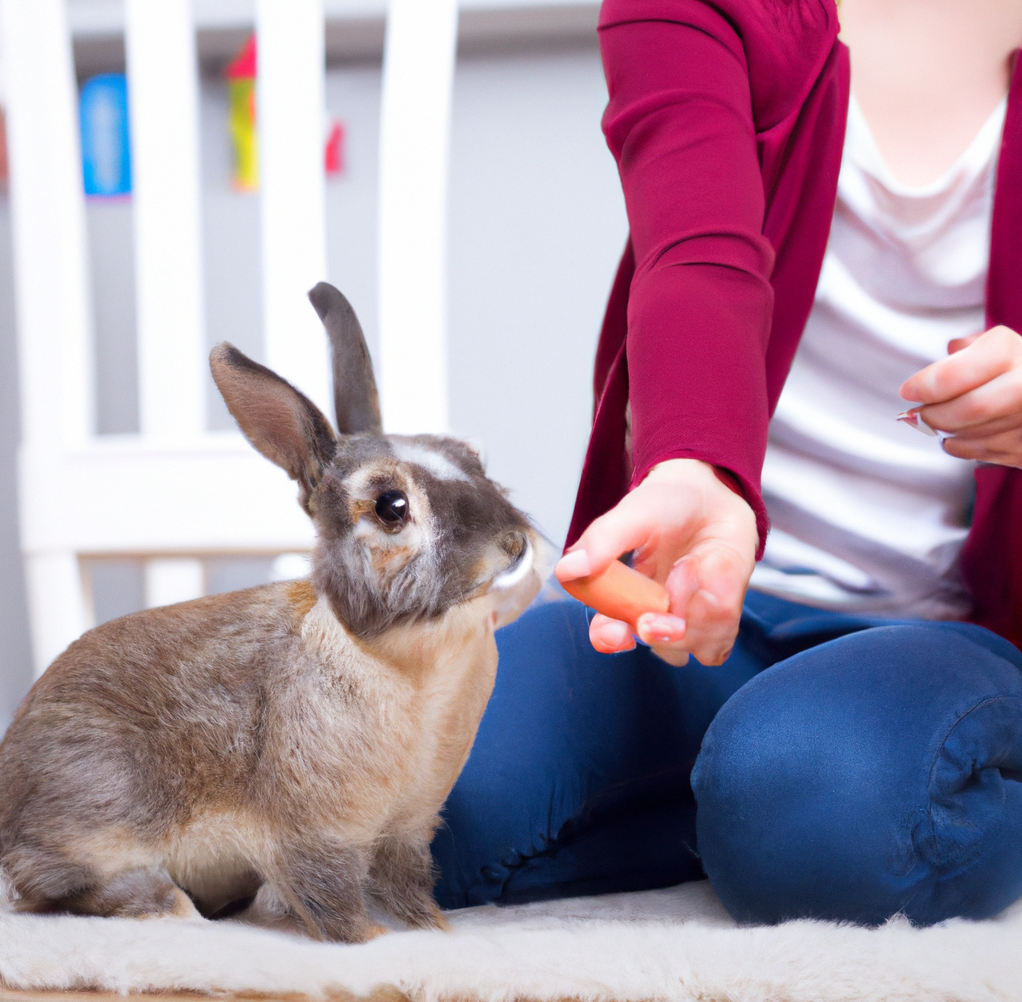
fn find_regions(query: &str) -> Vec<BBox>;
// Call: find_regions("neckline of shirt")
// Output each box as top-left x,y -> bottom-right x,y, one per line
846,92 -> 1007,199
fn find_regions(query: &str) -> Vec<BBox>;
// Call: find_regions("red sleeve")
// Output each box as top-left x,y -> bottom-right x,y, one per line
599,5 -> 776,544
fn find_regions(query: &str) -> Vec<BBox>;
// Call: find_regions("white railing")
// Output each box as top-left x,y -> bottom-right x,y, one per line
378,0 -> 457,435
126,0 -> 207,441
0,0 -> 459,675
257,0 -> 331,413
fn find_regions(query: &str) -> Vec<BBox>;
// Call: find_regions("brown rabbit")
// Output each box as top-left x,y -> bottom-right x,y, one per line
0,283 -> 546,942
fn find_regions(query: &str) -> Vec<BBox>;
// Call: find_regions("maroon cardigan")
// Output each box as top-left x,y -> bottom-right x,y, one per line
566,0 -> 1022,648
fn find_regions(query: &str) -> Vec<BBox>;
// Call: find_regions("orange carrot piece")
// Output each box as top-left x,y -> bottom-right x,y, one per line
557,558 -> 670,630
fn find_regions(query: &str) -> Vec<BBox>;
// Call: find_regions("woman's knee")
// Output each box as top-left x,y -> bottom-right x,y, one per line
434,596 -> 762,908
692,623 -> 1022,926
434,598 -> 697,907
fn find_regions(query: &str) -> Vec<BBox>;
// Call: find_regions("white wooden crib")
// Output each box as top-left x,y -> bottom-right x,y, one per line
1,0 -> 458,676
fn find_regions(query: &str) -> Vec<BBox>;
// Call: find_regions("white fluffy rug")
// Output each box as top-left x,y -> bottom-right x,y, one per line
1,880 -> 1020,1002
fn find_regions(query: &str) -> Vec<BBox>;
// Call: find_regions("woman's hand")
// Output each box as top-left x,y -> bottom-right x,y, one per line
900,326 -> 1022,466
554,458 -> 758,666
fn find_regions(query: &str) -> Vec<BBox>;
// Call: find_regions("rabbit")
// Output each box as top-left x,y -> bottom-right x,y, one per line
0,282 -> 547,943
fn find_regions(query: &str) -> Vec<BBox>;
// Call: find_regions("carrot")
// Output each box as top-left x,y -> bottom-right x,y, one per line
556,558 -> 670,631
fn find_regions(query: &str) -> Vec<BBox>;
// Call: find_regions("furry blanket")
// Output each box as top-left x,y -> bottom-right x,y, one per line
0,881 -> 1019,1002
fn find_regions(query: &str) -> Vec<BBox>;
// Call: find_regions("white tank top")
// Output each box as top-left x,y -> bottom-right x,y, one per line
749,94 -> 1007,619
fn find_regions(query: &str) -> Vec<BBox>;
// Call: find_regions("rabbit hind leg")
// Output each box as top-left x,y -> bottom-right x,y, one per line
2,845 -> 96,913
3,842 -> 199,919
64,865 -> 201,919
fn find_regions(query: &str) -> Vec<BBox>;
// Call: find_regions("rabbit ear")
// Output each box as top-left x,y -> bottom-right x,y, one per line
307,282 -> 383,436
210,342 -> 337,507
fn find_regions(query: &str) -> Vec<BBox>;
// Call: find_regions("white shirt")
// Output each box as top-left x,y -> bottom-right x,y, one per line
749,94 -> 1007,619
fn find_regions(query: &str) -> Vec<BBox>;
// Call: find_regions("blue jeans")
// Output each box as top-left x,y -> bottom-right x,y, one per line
432,591 -> 1022,925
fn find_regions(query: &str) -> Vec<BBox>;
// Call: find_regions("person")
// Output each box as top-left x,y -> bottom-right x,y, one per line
432,0 -> 1022,926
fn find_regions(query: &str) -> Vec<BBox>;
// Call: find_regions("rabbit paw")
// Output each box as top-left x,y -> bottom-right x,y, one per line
164,886 -> 204,921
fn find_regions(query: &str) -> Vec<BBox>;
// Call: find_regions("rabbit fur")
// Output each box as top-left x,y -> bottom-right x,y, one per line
0,283 -> 546,943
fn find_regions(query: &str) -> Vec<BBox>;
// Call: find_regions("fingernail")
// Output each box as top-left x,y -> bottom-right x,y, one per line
604,621 -> 632,645
637,613 -> 686,644
897,409 -> 953,442
555,549 -> 591,582
896,409 -> 938,437
592,633 -> 636,654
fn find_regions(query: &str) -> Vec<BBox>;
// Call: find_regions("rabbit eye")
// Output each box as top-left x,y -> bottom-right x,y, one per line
374,490 -> 409,526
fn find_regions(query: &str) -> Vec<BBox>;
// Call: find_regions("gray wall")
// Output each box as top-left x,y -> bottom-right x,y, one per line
448,47 -> 626,541
0,40 -> 626,726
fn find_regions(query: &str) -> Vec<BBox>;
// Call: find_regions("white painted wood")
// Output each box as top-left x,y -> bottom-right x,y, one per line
125,0 -> 206,438
1,0 -> 94,449
145,558 -> 205,608
2,0 -> 95,673
24,553 -> 90,677
257,0 -> 331,416
18,438 -> 316,554
377,0 -> 458,435
68,0 -> 599,35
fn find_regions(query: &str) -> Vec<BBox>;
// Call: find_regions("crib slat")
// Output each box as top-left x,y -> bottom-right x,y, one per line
1,0 -> 93,448
377,0 -> 459,435
24,554 -> 90,677
256,0 -> 331,417
1,0 -> 94,673
125,0 -> 206,439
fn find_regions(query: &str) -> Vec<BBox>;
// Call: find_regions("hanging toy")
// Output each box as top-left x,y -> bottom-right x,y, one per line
225,34 -> 258,191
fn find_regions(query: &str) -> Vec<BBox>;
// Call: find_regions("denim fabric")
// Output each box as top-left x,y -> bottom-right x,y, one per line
432,592 -> 1022,926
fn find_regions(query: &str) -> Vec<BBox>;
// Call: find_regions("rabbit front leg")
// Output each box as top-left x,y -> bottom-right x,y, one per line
369,833 -> 450,930
271,839 -> 385,943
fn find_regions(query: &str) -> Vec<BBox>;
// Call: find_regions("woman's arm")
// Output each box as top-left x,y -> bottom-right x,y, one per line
600,10 -> 775,514
559,4 -> 779,664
